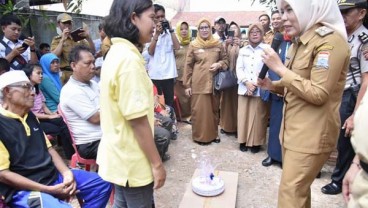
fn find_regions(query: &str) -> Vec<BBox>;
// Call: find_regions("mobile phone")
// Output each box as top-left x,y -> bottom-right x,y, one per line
21,42 -> 29,50
70,27 -> 85,42
228,30 -> 235,38
191,30 -> 197,38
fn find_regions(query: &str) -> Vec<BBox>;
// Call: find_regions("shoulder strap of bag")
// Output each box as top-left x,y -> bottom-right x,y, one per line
0,37 -> 27,70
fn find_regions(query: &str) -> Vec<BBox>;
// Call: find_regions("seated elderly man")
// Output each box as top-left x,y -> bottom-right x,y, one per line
60,45 -> 101,160
0,70 -> 112,207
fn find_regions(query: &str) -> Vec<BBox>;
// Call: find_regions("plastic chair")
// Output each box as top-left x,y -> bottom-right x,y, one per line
57,105 -> 97,171
58,105 -> 115,206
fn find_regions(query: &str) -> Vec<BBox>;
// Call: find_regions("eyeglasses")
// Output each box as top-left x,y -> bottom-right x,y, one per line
199,26 -> 210,31
249,30 -> 261,35
7,83 -> 35,93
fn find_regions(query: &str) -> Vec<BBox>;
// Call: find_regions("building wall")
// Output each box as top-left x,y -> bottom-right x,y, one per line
1,10 -> 102,49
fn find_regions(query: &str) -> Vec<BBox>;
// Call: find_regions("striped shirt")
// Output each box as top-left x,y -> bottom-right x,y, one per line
345,25 -> 368,89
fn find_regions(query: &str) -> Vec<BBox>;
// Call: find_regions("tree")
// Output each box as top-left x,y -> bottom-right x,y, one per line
250,0 -> 276,10
66,0 -> 87,13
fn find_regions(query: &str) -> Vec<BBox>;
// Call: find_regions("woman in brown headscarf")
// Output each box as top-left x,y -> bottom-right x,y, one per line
183,18 -> 228,145
174,21 -> 192,123
219,21 -> 241,136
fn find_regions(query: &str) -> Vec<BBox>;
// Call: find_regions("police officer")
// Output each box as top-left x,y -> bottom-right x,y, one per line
51,13 -> 95,85
321,0 -> 368,195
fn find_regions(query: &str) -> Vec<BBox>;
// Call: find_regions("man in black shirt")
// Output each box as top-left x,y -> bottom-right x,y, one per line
0,70 -> 112,207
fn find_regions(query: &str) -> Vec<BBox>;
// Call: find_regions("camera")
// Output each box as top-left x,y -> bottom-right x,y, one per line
161,20 -> 170,31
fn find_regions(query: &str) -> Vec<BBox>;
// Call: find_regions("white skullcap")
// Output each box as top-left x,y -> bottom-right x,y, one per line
95,57 -> 103,68
0,70 -> 30,91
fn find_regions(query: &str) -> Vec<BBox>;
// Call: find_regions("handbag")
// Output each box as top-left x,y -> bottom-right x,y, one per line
214,69 -> 238,91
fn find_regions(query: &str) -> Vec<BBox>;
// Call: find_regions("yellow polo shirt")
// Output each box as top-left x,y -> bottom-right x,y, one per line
97,38 -> 154,187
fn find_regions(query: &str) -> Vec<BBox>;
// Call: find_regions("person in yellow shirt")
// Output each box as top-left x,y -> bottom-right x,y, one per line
97,0 -> 166,207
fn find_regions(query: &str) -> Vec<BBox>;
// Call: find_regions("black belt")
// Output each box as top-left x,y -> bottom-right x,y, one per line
61,66 -> 72,71
360,160 -> 368,173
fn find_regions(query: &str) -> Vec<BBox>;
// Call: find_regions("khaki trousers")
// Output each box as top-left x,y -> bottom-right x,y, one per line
278,148 -> 330,208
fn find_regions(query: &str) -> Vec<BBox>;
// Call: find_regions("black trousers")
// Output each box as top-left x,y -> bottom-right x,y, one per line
76,140 -> 100,159
152,78 -> 175,107
331,89 -> 356,185
39,117 -> 75,159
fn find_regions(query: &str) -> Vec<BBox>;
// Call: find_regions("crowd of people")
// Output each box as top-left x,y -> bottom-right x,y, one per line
0,0 -> 368,207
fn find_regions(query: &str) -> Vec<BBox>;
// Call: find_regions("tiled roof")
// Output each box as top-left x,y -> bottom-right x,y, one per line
170,11 -> 266,28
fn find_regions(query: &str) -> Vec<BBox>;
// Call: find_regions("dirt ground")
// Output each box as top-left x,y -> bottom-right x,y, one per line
154,122 -> 346,208
68,122 -> 345,208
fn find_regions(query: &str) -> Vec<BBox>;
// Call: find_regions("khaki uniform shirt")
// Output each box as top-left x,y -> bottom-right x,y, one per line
264,30 -> 275,45
50,36 -> 89,69
274,24 -> 350,154
184,43 -> 228,94
174,44 -> 189,81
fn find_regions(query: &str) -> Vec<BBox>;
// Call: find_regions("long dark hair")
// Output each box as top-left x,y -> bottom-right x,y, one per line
104,0 -> 153,47
23,63 -> 42,95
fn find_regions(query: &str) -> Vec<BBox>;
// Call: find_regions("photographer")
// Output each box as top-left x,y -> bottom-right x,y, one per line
148,4 -> 180,107
51,13 -> 95,85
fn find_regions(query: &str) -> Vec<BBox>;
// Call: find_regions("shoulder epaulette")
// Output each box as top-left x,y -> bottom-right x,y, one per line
315,26 -> 334,37
358,32 -> 368,44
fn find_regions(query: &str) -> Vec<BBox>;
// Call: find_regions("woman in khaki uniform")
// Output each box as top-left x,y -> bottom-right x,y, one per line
260,0 -> 350,207
219,21 -> 241,136
174,21 -> 192,123
183,18 -> 228,145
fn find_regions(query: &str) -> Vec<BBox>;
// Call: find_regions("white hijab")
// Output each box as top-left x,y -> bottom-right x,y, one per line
276,0 -> 347,40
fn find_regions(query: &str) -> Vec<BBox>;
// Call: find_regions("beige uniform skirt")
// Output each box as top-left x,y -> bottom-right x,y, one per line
191,93 -> 220,143
237,95 -> 268,146
219,86 -> 238,133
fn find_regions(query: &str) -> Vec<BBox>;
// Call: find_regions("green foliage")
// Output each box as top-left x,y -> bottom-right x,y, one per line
0,1 -> 29,29
0,0 -> 14,15
250,0 -> 276,10
39,10 -> 56,31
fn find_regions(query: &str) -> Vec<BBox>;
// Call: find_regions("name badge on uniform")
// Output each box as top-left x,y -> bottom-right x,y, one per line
316,52 -> 330,69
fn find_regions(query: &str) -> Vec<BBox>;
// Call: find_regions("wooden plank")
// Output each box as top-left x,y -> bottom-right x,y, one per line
179,169 -> 238,208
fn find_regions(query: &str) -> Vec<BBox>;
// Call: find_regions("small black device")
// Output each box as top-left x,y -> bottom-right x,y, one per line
161,20 -> 170,31
21,42 -> 29,50
227,30 -> 234,38
258,32 -> 284,79
70,27 -> 85,42
192,30 -> 197,38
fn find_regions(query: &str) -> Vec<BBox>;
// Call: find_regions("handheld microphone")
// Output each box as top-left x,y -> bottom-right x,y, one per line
258,32 -> 284,79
